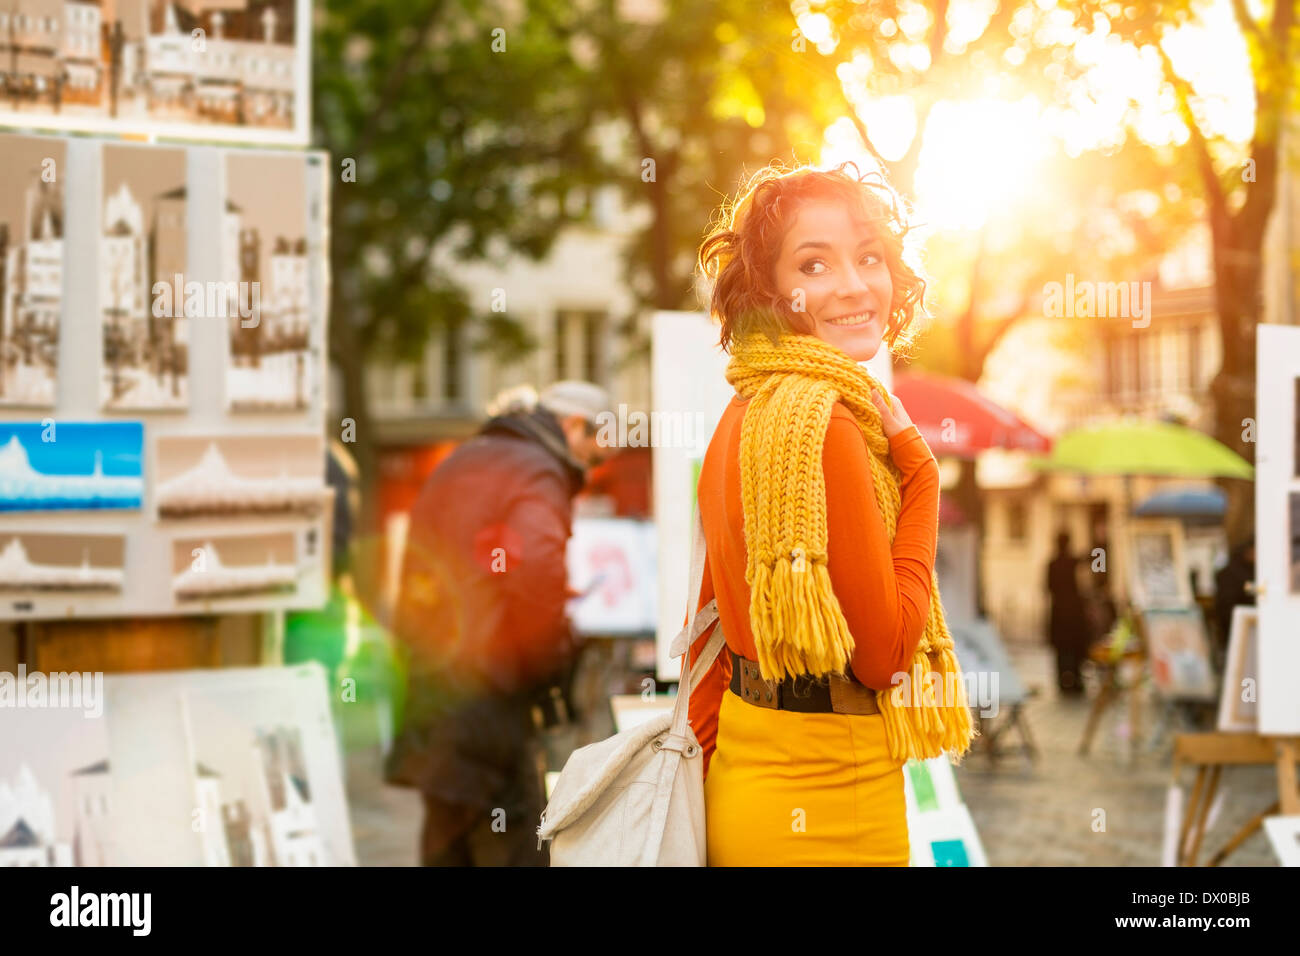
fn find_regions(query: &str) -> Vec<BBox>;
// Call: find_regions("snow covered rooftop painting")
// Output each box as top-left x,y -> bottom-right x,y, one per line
155,433 -> 323,519
0,533 -> 125,593
172,532 -> 297,601
0,423 -> 143,513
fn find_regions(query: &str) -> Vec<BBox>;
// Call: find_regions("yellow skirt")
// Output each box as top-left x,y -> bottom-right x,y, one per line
705,687 -> 909,866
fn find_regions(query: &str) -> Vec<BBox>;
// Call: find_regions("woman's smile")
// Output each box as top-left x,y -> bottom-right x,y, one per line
823,310 -> 877,327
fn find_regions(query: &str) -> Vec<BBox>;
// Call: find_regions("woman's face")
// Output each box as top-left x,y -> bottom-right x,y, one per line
771,199 -> 893,362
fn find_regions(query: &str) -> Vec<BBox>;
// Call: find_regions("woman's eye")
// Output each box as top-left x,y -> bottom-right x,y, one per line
861,252 -> 882,265
800,260 -> 826,275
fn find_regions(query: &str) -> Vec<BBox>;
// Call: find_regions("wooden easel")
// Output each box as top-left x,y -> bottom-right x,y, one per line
1171,732 -> 1300,866
972,691 -> 1039,764
1078,642 -> 1146,763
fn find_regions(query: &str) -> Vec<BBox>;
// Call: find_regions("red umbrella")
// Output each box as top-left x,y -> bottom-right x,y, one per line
892,370 -> 1051,459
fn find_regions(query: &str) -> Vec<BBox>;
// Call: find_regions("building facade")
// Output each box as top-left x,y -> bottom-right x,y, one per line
979,283 -> 1231,645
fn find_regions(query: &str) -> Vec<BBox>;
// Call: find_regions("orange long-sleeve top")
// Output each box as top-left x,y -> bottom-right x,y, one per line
685,394 -> 942,778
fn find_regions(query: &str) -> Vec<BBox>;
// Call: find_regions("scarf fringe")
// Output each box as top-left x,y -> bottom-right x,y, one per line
750,555 -> 853,680
878,637 -> 980,763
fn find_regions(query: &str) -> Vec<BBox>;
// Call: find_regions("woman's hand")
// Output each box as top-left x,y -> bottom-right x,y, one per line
870,389 -> 915,440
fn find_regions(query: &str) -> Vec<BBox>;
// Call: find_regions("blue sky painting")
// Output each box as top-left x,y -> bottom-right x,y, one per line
0,422 -> 144,512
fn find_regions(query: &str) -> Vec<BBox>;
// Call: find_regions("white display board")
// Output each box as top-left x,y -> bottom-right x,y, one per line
652,310 -> 893,681
652,311 -> 732,682
0,133 -> 331,619
1255,324 -> 1300,734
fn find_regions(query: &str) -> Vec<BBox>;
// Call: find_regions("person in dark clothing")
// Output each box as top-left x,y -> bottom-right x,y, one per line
1212,537 -> 1255,673
1046,530 -> 1091,696
385,381 -> 612,866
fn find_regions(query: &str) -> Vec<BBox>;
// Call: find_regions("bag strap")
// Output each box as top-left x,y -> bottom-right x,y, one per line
668,500 -> 725,743
637,499 -> 724,866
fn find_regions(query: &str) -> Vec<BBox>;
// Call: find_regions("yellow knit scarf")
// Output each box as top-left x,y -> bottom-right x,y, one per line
725,329 -> 976,763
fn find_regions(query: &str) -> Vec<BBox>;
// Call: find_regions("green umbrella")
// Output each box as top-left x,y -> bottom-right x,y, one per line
1027,420 -> 1253,479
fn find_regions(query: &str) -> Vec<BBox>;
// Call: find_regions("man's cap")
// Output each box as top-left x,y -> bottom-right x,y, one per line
538,381 -> 612,426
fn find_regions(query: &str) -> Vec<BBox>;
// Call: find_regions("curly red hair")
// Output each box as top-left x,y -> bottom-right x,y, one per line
696,161 -> 927,355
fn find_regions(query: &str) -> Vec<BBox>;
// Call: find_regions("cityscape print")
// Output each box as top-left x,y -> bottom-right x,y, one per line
0,135 -> 64,408
100,142 -> 188,410
224,151 -> 311,412
0,1 -> 303,140
0,706 -> 112,867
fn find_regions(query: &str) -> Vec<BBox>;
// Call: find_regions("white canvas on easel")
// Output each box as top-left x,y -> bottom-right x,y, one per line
1127,519 -> 1194,610
1217,606 -> 1259,732
567,517 -> 657,635
1256,325 -> 1300,734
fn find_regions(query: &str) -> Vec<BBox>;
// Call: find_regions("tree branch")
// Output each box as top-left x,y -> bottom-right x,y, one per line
1152,37 -> 1230,235
1233,0 -> 1293,241
351,0 -> 447,159
1229,0 -> 1268,54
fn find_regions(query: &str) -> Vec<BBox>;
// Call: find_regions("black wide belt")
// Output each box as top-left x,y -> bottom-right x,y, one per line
727,650 -> 880,715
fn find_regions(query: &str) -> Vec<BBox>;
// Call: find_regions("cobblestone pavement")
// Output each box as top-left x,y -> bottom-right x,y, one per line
346,751 -> 424,866
342,642 -> 1284,866
954,642 -> 1280,867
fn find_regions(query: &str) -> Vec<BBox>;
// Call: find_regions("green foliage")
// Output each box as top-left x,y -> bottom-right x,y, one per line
314,0 -> 613,370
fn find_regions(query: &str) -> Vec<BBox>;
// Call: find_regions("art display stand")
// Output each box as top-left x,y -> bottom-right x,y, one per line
1078,609 -> 1147,764
947,616 -> 1037,765
971,696 -> 1038,764
1170,732 -> 1300,866
0,4 -> 355,866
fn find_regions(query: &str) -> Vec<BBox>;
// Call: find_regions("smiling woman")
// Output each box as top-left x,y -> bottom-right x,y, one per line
688,162 -> 974,867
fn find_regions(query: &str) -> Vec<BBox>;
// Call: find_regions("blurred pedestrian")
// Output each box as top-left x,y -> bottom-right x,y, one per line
386,380 -> 612,866
1046,530 -> 1090,696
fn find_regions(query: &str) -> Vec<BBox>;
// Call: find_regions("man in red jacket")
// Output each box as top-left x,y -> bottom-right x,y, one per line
387,381 -> 612,866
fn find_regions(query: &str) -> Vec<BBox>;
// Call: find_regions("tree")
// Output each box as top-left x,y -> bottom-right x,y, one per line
1074,0 -> 1297,548
313,0 -> 614,600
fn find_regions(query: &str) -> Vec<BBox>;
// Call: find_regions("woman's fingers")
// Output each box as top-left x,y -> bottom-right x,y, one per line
872,390 -> 916,439
871,390 -> 900,437
890,394 -> 913,429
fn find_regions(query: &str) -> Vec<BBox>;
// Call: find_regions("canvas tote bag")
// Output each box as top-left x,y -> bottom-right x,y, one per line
536,503 -> 726,866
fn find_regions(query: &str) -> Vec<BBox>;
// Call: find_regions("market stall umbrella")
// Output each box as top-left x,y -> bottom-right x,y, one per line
1133,486 -> 1226,525
1027,420 -> 1252,609
892,371 -> 1051,459
1026,421 -> 1253,479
